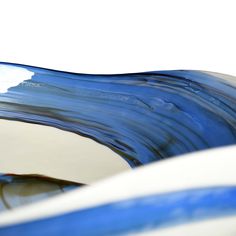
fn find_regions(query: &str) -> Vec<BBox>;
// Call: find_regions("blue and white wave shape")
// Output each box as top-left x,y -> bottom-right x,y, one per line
0,62 -> 236,235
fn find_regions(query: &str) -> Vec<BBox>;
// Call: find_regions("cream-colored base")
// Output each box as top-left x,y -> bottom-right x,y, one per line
0,119 -> 130,184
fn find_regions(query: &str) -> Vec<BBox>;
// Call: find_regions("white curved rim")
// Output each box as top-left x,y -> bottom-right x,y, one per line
0,145 -> 236,226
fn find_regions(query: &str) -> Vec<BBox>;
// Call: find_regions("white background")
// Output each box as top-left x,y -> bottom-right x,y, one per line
0,0 -> 235,75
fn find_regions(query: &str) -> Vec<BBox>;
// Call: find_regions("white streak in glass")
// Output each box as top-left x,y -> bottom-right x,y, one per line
0,65 -> 34,93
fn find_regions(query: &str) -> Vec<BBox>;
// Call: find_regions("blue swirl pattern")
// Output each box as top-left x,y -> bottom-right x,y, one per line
0,63 -> 235,167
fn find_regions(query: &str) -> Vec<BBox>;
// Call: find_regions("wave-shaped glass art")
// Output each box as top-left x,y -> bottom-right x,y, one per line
0,62 -> 236,235
0,63 -> 236,166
